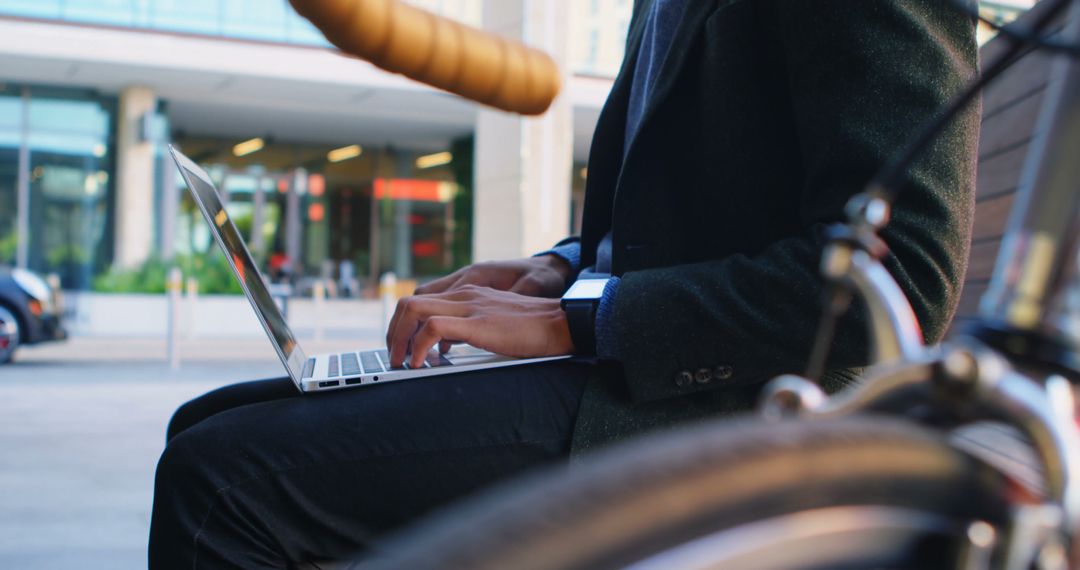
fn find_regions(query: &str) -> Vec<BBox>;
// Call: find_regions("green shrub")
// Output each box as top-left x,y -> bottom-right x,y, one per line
93,251 -> 244,295
0,229 -> 16,265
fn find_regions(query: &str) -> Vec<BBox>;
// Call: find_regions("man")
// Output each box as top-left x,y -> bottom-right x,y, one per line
149,0 -> 978,566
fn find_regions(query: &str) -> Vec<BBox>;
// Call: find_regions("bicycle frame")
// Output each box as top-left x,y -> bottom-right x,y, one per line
761,2 -> 1080,568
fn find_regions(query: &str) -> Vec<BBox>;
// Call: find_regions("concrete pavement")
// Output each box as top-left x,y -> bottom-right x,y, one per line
0,309 -> 384,568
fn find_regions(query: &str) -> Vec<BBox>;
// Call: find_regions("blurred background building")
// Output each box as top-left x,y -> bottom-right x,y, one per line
0,0 -> 633,293
978,0 -> 1041,43
0,0 -> 1041,294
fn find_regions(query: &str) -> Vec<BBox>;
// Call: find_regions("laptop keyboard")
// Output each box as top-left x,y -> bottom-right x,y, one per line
325,349 -> 452,378
360,351 -> 382,374
341,353 -> 360,376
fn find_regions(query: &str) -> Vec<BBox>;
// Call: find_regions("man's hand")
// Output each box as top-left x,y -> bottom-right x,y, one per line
414,255 -> 572,298
386,285 -> 575,369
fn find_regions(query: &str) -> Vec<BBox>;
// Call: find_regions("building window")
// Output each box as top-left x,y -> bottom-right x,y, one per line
0,85 -> 20,266
0,84 -> 116,288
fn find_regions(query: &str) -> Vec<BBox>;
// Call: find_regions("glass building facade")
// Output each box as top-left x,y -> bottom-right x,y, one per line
0,0 -> 480,48
168,138 -> 468,294
0,84 -> 117,289
0,0 -> 626,292
0,0 -> 622,75
977,0 -> 1040,44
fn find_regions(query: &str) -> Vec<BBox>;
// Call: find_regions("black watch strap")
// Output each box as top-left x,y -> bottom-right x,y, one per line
563,300 -> 598,356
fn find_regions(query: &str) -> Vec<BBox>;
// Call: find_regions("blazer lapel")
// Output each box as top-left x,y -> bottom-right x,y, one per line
622,0 -> 716,158
579,0 -> 654,256
581,0 -> 713,259
593,0 -> 653,157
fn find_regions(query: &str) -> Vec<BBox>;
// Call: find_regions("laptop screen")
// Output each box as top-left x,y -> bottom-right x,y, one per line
170,147 -> 307,382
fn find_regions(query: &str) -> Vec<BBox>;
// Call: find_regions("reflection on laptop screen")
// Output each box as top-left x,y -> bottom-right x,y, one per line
172,149 -> 305,379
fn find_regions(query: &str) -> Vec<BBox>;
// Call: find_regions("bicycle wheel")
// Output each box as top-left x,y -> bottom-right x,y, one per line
356,417 -> 1023,570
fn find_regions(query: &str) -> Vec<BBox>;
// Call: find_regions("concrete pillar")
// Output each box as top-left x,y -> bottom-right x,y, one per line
14,86 -> 29,269
114,86 -> 157,268
393,151 -> 414,278
473,0 -> 573,261
286,168 -> 306,275
114,86 -> 157,267
250,168 -> 267,255
158,146 -> 179,261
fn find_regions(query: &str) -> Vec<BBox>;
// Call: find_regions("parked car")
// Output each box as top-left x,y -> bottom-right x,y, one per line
0,266 -> 66,364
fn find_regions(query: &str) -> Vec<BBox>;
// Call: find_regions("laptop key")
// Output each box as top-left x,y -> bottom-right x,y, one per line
426,351 -> 453,368
328,354 -> 340,378
360,351 -> 383,374
377,349 -> 406,370
341,353 -> 361,376
302,357 -> 316,379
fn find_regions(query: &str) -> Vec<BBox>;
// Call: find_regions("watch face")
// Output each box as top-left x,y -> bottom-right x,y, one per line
563,279 -> 609,301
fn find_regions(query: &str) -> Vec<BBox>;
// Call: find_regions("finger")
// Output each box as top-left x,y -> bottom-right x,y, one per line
387,292 -> 462,349
385,296 -> 408,349
388,297 -> 473,367
425,265 -> 503,294
414,270 -> 461,295
388,296 -> 425,365
410,317 -> 474,368
508,274 -> 543,296
438,340 -> 454,354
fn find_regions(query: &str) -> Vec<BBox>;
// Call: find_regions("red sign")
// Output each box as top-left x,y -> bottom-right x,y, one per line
373,179 -> 453,202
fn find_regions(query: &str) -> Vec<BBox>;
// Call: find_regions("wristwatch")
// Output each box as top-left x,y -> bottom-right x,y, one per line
561,278 -> 610,356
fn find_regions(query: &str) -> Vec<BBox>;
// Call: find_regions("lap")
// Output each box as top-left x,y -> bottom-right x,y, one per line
158,360 -> 592,552
171,359 -> 590,456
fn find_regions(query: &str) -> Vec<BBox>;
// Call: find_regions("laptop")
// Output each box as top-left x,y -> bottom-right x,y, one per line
169,146 -> 570,393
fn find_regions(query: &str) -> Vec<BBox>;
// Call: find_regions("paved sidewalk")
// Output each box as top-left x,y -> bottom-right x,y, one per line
0,332 -> 383,569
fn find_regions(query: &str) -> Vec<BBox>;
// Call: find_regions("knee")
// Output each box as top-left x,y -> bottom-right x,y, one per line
151,430 -> 214,543
166,396 -> 213,442
153,424 -> 240,529
156,427 -> 210,492
157,417 -> 246,495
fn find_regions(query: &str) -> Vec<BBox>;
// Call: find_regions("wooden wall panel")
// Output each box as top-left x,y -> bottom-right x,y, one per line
972,193 -> 1015,242
966,239 -> 1003,283
978,88 -> 1045,159
980,51 -> 1052,113
956,280 -> 989,320
977,140 -> 1029,200
949,1 -> 1062,327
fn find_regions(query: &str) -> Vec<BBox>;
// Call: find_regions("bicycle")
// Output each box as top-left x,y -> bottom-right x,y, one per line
337,0 -> 1080,568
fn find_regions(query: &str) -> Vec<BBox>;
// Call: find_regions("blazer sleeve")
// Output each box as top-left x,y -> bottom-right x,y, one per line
608,0 -> 979,402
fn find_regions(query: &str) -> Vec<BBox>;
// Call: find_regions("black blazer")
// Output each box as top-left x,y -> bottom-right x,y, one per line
570,0 -> 979,452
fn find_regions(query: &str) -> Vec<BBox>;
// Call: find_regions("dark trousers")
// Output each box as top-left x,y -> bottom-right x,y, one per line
148,360 -> 592,569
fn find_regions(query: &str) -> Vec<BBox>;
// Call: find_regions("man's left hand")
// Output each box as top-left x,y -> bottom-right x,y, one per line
386,285 -> 575,369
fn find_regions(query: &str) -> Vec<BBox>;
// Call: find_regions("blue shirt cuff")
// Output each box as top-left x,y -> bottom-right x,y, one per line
595,277 -> 620,359
534,242 -> 581,274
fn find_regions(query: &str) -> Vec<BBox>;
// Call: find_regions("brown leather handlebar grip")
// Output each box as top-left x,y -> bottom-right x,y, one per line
289,0 -> 562,115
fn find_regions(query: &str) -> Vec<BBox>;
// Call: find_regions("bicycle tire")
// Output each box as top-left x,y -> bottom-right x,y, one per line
355,416 -> 1022,570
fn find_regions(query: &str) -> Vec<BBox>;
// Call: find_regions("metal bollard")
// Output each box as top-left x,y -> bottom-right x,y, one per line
313,280 -> 326,342
380,272 -> 398,331
166,267 -> 183,370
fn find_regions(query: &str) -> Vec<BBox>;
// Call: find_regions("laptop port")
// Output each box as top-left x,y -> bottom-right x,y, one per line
318,381 -> 340,388
345,378 -> 363,386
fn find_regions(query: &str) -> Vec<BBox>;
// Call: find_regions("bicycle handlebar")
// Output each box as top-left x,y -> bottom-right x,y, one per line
289,0 -> 562,115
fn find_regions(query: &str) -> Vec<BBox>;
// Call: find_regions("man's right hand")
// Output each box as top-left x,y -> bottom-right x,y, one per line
414,255 -> 573,298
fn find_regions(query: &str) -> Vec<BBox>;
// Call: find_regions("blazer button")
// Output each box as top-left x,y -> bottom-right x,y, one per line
675,370 -> 694,387
695,368 -> 713,384
714,365 -> 734,380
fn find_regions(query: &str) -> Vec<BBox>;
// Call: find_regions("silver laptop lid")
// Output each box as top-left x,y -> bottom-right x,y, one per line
169,146 -> 308,384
